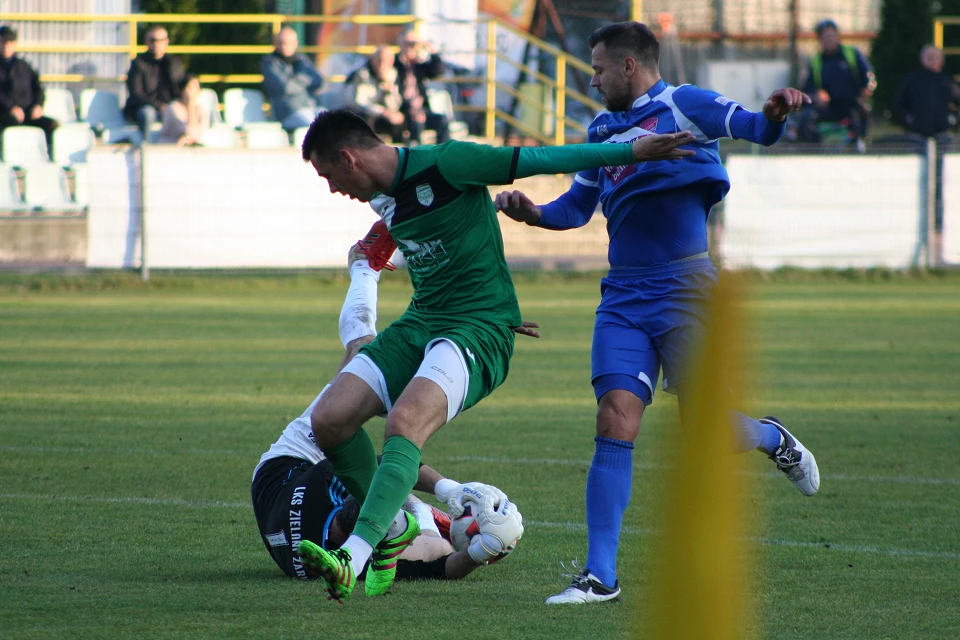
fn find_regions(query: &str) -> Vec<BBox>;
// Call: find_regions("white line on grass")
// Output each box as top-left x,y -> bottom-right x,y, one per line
2,492 -> 958,561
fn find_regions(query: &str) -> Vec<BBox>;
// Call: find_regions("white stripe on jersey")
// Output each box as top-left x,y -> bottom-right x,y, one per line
369,193 -> 397,227
252,387 -> 328,480
653,86 -> 714,144
574,174 -> 600,188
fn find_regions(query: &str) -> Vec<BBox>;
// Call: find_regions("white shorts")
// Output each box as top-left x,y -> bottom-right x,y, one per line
340,338 -> 469,424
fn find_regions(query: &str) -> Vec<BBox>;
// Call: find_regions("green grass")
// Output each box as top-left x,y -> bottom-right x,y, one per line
1,273 -> 959,639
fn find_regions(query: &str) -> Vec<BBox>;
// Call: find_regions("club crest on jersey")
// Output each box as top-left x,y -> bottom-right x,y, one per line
416,184 -> 434,206
639,117 -> 658,133
596,124 -> 609,137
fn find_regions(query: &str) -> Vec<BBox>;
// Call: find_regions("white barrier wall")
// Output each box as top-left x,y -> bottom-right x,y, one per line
87,146 -> 378,269
722,155 -> 925,269
943,154 -> 960,264
87,146 -> 142,268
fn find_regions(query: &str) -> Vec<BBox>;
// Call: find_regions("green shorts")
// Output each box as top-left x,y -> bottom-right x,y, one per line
359,310 -> 515,412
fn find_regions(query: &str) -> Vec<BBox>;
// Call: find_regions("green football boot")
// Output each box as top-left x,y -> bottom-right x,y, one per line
298,539 -> 356,603
364,511 -> 420,596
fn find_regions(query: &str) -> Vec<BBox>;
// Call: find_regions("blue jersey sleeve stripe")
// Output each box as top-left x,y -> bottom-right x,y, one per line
724,103 -> 740,139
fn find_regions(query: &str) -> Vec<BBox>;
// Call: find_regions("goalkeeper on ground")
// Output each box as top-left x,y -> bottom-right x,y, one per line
251,229 -> 526,584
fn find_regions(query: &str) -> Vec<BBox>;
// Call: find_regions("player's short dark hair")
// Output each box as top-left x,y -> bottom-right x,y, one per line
588,22 -> 659,70
332,495 -> 360,542
815,19 -> 839,36
0,26 -> 18,42
300,109 -> 383,163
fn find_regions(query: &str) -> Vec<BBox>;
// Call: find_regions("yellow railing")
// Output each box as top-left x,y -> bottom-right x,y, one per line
934,16 -> 960,58
0,12 -> 601,146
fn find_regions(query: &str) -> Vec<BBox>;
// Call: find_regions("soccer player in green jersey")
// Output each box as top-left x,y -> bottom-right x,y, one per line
297,109 -> 694,602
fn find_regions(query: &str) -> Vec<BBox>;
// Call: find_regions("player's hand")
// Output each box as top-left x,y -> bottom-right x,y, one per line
435,479 -> 508,518
494,190 -> 541,226
467,497 -> 524,564
513,321 -> 540,339
763,88 -> 811,122
631,132 -> 696,162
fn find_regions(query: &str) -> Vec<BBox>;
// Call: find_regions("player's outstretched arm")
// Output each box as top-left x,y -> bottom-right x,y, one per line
631,131 -> 697,161
495,190 -> 541,226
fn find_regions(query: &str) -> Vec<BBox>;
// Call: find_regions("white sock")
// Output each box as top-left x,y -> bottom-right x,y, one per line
411,501 -> 440,537
385,510 -> 408,539
342,535 -> 374,576
338,259 -> 380,348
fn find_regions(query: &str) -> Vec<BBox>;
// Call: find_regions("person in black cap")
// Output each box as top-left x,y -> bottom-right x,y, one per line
797,19 -> 876,151
0,26 -> 58,153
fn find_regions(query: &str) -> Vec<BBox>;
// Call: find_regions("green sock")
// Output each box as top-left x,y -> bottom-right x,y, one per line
352,435 -> 421,546
324,429 -> 378,504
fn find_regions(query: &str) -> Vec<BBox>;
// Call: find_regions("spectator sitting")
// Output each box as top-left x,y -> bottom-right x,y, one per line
344,46 -> 407,143
262,26 -> 325,131
0,25 -> 58,153
156,73 -> 209,146
123,25 -> 185,139
395,31 -> 450,146
892,45 -> 960,143
796,19 -> 876,152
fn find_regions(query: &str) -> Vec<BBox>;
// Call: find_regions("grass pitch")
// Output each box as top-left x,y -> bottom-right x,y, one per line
1,271 -> 959,639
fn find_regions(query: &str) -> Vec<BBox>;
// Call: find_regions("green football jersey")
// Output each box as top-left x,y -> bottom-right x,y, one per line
378,141 -> 523,328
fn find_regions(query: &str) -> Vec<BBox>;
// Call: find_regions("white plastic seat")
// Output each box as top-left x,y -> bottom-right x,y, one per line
224,88 -> 270,127
79,89 -> 142,144
0,163 -> 28,212
199,123 -> 239,149
245,126 -> 289,149
2,126 -> 49,165
293,126 -> 309,150
52,123 -> 96,165
43,87 -> 77,123
21,162 -> 84,213
199,88 -> 223,126
70,163 -> 90,208
426,88 -> 468,139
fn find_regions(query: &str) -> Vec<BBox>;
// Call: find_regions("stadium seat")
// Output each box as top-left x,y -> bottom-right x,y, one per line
224,88 -> 271,127
79,89 -> 142,144
21,163 -> 84,213
0,163 -> 28,212
199,123 -> 240,148
293,126 -> 309,150
43,87 -> 78,123
245,125 -> 289,149
52,123 -> 96,166
427,88 -> 469,140
2,126 -> 49,165
199,87 -> 223,126
70,163 -> 90,208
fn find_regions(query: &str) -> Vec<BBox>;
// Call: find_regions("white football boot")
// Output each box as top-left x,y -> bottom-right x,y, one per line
761,416 -> 820,496
545,562 -> 621,605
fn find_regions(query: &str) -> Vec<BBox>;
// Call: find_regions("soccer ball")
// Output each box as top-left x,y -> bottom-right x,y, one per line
449,503 -> 482,552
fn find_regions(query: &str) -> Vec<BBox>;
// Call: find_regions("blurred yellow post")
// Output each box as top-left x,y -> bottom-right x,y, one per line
640,275 -> 755,640
631,0 -> 644,23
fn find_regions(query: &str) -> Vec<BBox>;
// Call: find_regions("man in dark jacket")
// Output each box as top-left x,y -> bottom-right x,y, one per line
797,19 -> 875,151
0,26 -> 58,152
395,31 -> 449,146
261,27 -> 325,131
893,45 -> 960,141
123,25 -> 185,138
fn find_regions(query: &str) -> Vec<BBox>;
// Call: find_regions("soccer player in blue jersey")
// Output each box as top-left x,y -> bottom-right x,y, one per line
494,21 -> 820,605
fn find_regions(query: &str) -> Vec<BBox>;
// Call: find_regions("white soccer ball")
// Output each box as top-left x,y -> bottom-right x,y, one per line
449,503 -> 482,552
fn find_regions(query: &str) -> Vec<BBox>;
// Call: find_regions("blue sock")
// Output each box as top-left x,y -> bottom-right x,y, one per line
731,412 -> 782,454
585,436 -> 634,588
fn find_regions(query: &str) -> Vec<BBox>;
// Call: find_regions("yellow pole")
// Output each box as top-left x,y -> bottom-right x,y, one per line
555,56 -> 566,146
485,20 -> 497,141
631,0 -> 644,23
128,16 -> 138,59
935,20 -> 944,49
640,275 -> 755,640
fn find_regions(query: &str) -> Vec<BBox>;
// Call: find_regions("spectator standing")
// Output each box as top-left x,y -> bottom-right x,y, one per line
0,26 -> 58,152
892,45 -> 960,142
395,31 -> 449,146
344,46 -> 407,143
797,19 -> 876,152
262,27 -> 325,131
123,25 -> 185,139
156,74 -> 209,146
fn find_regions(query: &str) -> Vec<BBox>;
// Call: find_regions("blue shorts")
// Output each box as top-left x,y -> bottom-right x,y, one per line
592,256 -> 717,405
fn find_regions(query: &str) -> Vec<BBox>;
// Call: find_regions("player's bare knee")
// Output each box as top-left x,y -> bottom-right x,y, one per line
596,394 -> 643,442
310,402 -> 356,448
